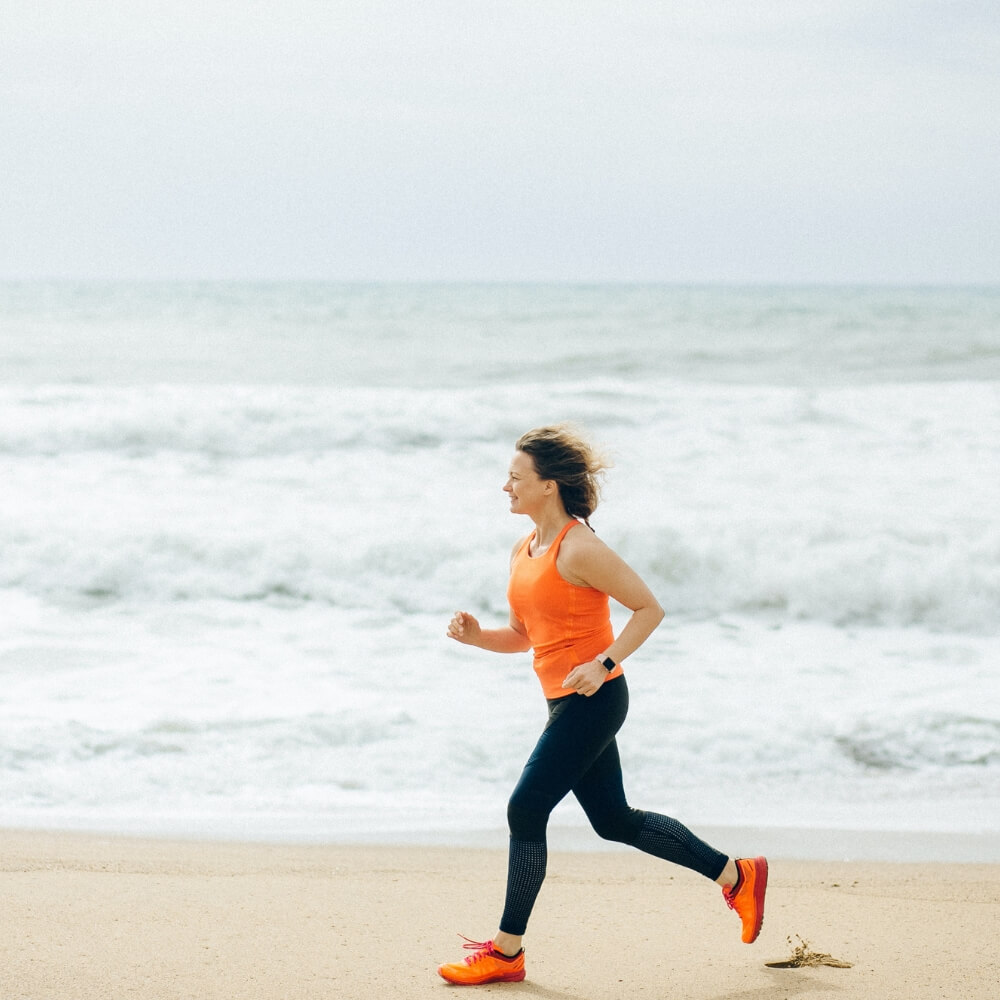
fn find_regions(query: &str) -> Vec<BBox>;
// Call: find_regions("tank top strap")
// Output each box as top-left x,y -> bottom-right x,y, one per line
516,519 -> 581,563
513,532 -> 533,559
548,519 -> 581,557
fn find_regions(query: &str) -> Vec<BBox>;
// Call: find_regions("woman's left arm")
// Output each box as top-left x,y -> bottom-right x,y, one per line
559,531 -> 665,695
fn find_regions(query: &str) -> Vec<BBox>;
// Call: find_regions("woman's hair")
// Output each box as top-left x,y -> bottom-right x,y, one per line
515,424 -> 610,528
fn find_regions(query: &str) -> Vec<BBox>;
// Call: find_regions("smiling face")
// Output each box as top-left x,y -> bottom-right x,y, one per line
503,450 -> 555,516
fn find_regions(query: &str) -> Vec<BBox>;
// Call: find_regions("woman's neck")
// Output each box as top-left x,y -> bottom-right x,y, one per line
530,506 -> 574,552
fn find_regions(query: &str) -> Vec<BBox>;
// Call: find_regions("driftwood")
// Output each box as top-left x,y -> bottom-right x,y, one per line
765,935 -> 853,969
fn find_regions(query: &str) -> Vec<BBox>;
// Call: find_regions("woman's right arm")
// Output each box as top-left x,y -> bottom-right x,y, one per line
446,608 -> 532,653
446,534 -> 533,653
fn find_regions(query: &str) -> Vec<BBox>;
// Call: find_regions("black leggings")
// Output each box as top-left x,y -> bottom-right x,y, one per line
499,675 -> 728,935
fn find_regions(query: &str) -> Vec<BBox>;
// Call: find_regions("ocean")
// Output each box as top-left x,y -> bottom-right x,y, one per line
2,282 -> 998,859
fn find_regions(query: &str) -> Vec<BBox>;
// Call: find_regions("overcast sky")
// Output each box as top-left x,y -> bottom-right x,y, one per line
2,1 -> 998,283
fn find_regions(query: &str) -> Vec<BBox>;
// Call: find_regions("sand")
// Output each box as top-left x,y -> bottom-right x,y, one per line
3,829 -> 998,999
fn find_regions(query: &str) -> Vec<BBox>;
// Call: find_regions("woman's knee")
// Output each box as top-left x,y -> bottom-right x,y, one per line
588,806 -> 644,844
507,788 -> 554,841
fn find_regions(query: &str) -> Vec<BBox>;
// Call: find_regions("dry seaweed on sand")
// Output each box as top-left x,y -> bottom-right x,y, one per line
765,935 -> 853,969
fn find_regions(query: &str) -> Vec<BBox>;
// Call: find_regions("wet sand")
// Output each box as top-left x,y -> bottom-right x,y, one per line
3,829 -> 998,999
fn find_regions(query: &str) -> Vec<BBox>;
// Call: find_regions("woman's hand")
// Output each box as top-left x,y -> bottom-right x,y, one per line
447,611 -> 482,646
446,609 -> 532,654
561,658 -> 607,697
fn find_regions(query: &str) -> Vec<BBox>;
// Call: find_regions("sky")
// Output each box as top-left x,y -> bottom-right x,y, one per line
2,1 -> 998,283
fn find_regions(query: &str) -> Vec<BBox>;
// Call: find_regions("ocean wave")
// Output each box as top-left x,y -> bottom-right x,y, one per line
0,386 -> 470,458
622,524 -> 1000,632
0,382 -> 647,459
1,710 -> 417,790
835,714 -> 1000,771
2,515 -> 997,633
2,379 -> 997,633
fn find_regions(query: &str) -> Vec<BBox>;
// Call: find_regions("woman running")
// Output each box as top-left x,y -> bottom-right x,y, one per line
437,424 -> 767,986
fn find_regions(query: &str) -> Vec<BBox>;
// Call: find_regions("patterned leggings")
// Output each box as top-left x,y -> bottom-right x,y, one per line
499,675 -> 728,935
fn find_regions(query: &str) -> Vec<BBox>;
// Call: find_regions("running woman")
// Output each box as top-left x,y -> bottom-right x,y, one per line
437,424 -> 767,986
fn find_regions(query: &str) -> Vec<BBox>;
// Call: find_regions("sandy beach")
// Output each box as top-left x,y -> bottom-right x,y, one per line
3,829 -> 997,999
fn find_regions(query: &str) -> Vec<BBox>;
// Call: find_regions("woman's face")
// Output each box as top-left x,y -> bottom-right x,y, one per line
503,450 -> 553,516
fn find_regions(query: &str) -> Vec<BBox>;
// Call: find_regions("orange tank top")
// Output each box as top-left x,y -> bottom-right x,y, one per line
507,519 -> 622,699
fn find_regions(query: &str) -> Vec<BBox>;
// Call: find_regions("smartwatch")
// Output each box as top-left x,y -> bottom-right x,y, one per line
600,656 -> 617,672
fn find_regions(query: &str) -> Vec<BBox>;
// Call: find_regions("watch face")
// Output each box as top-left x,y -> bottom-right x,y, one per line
602,657 -> 616,671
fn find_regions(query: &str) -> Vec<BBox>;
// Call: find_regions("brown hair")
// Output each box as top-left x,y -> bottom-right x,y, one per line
515,424 -> 610,528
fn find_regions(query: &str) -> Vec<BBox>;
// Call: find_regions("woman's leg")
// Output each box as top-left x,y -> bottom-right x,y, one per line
498,678 -> 630,938
570,717 -> 769,944
572,741 -> 728,880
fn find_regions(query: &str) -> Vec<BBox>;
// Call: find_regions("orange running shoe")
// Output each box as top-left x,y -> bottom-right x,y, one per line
437,936 -> 526,985
722,856 -> 768,943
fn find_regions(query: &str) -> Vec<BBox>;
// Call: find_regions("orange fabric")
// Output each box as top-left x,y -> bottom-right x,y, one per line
507,520 -> 622,699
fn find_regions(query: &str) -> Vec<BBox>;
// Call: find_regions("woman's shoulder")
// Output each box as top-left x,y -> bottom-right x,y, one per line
562,520 -> 607,548
559,522 -> 650,596
559,521 -> 615,568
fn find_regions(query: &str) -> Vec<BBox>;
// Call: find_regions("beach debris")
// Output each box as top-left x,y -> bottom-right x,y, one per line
765,935 -> 853,969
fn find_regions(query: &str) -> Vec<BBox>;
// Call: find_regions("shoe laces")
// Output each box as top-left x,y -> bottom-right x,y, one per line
723,864 -> 744,908
458,935 -> 496,965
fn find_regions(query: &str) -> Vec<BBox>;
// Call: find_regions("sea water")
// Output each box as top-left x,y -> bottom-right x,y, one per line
1,283 -> 998,857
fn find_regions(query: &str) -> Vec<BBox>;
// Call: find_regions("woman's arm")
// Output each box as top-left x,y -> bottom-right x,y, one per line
558,527 -> 665,694
446,534 -> 534,654
446,608 -> 532,653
